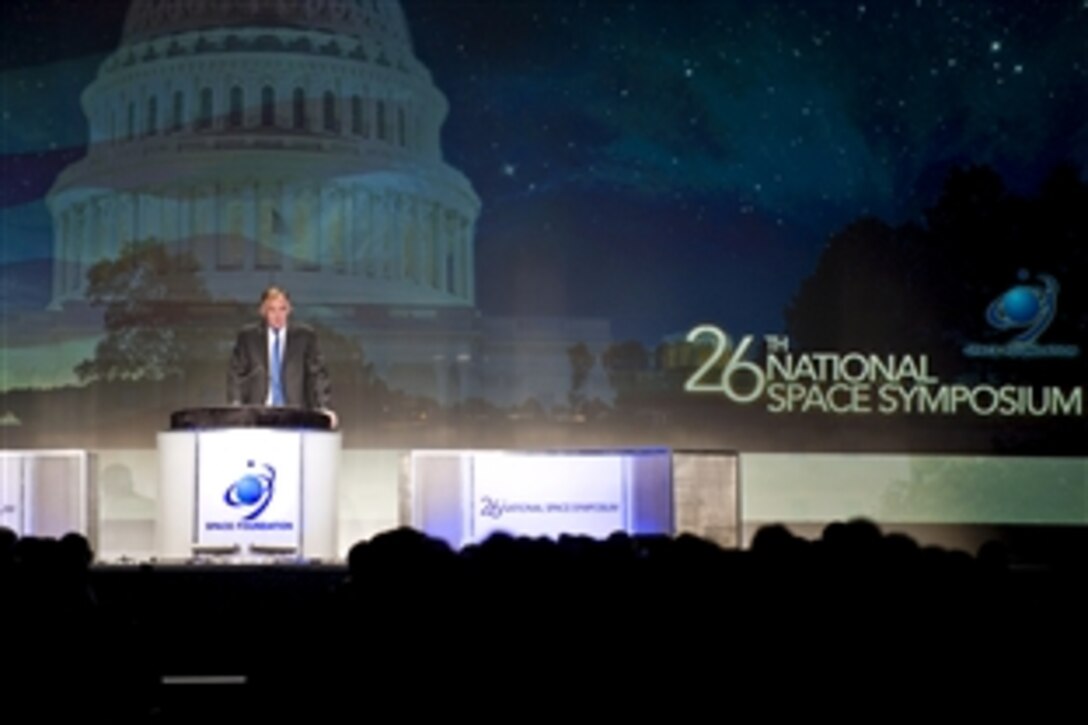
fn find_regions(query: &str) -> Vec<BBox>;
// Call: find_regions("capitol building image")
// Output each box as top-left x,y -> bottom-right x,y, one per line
49,0 -> 477,309
45,0 -> 611,408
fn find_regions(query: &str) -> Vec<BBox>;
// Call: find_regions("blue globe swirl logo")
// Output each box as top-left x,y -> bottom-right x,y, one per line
224,460 -> 275,520
985,272 -> 1057,344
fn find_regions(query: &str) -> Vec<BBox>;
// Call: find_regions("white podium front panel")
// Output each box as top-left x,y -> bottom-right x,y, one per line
196,430 -> 302,550
408,448 -> 674,549
157,433 -> 197,559
0,450 -> 95,543
157,429 -> 340,561
471,453 -> 628,541
300,432 -> 340,559
0,456 -> 21,532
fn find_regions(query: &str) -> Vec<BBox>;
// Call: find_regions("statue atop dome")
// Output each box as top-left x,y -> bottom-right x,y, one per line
122,0 -> 413,49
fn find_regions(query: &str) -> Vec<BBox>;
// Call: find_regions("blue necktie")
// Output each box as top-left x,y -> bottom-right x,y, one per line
270,329 -> 285,406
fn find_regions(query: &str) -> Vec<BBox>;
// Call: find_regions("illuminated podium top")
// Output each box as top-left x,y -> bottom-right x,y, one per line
169,406 -> 332,431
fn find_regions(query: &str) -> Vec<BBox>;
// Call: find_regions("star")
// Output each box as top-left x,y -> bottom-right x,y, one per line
502,163 -> 516,176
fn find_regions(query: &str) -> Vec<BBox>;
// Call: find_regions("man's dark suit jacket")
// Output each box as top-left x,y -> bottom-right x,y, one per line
227,322 -> 331,410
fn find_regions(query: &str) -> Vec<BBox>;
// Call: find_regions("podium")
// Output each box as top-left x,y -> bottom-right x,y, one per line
0,449 -> 96,544
156,407 -> 340,561
404,448 -> 676,549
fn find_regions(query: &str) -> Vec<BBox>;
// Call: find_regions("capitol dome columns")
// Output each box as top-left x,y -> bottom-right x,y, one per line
50,180 -> 477,302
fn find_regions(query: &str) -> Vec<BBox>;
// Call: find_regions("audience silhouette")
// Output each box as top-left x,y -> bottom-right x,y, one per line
0,519 -> 1081,718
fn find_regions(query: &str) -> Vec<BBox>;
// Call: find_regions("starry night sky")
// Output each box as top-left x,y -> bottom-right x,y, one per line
1,0 -> 1086,342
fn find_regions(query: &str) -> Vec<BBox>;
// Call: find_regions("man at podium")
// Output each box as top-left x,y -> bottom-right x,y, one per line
227,285 -> 337,429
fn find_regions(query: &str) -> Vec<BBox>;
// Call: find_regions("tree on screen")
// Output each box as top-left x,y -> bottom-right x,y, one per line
301,318 -> 401,428
74,239 -> 216,383
567,341 -> 595,414
602,340 -> 650,410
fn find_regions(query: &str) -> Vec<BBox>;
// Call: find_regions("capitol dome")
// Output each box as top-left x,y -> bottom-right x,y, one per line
121,0 -> 414,48
48,0 -> 479,308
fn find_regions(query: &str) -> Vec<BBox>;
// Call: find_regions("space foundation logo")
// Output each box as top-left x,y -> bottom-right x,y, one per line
205,459 -> 293,532
963,272 -> 1079,359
